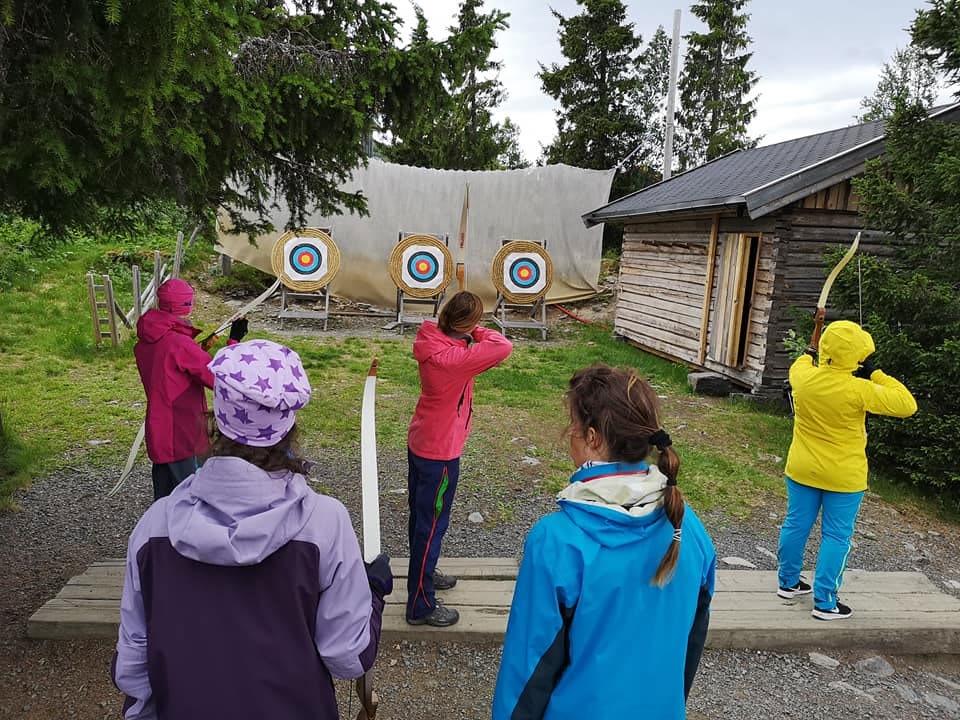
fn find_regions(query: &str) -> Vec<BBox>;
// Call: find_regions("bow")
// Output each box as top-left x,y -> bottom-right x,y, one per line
356,358 -> 381,719
809,232 -> 860,352
107,278 -> 282,497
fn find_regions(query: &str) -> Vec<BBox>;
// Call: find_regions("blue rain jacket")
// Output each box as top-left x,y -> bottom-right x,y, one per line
492,461 -> 716,720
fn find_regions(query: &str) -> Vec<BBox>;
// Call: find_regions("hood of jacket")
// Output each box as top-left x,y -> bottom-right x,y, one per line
819,320 -> 875,372
137,308 -> 201,344
557,461 -> 670,548
412,321 -> 465,363
165,456 -> 318,566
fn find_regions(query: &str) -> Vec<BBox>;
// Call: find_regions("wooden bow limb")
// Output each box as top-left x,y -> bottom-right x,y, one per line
355,672 -> 379,720
809,232 -> 861,351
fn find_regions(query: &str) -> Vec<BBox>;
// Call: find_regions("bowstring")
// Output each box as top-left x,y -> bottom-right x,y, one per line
858,257 -> 863,326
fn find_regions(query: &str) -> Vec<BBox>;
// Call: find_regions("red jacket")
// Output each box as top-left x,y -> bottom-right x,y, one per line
407,322 -> 513,461
134,309 -> 215,464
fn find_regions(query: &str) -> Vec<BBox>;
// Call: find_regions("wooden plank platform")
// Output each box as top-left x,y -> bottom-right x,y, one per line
28,559 -> 960,653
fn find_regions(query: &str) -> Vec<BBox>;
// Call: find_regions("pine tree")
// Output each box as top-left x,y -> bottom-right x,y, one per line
858,46 -> 940,122
677,0 -> 758,170
382,0 -> 525,170
539,0 -> 659,196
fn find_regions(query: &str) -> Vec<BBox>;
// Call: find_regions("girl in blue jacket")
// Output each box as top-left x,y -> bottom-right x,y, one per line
493,364 -> 716,720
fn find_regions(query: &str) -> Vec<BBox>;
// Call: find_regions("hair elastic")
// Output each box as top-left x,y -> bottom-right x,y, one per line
649,429 -> 672,450
672,527 -> 682,542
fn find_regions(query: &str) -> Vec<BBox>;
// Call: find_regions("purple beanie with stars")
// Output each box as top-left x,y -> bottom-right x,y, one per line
209,340 -> 312,447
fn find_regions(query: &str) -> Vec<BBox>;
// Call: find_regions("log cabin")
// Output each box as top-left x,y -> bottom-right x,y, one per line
582,104 -> 960,397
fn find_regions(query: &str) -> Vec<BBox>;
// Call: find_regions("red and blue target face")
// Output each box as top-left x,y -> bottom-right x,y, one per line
289,243 -> 322,274
281,237 -> 329,282
406,251 -> 440,283
508,258 -> 540,289
502,251 -> 547,296
400,244 -> 446,290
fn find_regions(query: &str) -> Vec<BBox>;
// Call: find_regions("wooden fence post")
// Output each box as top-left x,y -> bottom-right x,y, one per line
103,275 -> 120,347
86,273 -> 101,347
172,231 -> 184,278
153,251 -> 162,308
132,265 -> 142,324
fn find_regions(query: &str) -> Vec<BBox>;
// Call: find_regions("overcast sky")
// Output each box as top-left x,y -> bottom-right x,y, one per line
392,0 -> 956,163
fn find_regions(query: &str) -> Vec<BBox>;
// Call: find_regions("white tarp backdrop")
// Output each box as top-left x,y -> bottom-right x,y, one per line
217,159 -> 616,310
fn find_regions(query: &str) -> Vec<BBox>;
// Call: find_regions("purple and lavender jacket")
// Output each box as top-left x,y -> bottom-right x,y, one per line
112,456 -> 382,719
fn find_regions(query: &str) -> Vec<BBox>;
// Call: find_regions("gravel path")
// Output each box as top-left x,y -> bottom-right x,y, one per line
4,453 -> 960,719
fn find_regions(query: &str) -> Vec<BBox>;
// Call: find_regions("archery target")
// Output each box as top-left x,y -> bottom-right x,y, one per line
492,241 -> 554,304
389,234 -> 453,298
504,254 -> 546,295
270,228 -> 340,292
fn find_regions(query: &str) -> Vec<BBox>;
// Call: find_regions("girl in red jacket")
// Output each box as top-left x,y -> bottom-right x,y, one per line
406,291 -> 512,627
134,279 -> 246,500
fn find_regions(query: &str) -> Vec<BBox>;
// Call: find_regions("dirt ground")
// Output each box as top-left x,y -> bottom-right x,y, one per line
5,449 -> 960,719
4,287 -> 960,719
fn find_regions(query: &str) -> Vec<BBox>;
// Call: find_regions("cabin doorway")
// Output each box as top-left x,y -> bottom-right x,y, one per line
709,233 -> 762,367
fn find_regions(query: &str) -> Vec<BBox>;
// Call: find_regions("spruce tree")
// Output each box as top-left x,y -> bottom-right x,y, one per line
540,0 -> 674,198
824,0 -> 960,492
677,0 -> 758,170
858,46 -> 940,122
635,25 -> 673,176
382,0 -> 525,170
0,1 -> 449,234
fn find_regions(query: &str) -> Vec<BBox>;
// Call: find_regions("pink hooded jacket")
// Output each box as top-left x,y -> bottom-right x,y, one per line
134,309 -> 215,464
407,322 -> 513,461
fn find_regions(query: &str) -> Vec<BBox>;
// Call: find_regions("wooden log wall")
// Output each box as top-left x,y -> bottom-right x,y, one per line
617,213 -> 778,390
618,218 -> 715,366
758,207 -> 891,397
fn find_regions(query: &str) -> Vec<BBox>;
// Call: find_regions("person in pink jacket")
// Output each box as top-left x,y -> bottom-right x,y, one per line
406,291 -> 513,627
133,278 -> 246,500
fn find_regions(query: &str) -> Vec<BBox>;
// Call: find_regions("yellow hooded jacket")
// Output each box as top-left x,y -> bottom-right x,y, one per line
785,321 -> 917,493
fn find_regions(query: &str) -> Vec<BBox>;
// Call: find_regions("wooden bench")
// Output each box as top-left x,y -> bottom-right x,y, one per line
28,559 -> 960,652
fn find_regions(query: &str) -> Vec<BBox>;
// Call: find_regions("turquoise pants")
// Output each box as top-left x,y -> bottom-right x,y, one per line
777,477 -> 864,611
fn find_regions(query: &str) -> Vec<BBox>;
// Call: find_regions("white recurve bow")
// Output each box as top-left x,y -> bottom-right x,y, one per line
356,358 -> 382,719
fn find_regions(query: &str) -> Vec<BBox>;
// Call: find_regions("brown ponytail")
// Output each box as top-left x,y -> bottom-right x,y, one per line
566,364 -> 684,587
652,444 -> 684,587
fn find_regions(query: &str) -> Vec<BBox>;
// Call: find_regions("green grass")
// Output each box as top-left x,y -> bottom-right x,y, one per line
0,225 -> 945,525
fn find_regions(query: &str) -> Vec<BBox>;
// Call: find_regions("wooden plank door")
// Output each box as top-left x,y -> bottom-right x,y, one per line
709,234 -> 759,367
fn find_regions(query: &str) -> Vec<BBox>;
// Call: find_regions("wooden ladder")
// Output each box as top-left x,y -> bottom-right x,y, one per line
86,273 -> 121,347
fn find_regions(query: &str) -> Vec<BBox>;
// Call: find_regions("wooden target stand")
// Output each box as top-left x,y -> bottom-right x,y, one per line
387,231 -> 452,334
272,227 -> 338,331
491,239 -> 551,341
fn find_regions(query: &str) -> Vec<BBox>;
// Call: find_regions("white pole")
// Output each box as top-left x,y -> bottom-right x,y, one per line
663,9 -> 681,180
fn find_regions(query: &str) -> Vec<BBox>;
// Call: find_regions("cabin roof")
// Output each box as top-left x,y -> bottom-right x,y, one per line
584,103 -> 960,226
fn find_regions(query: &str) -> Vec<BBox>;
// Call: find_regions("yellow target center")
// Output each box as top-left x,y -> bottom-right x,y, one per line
518,267 -> 531,279
417,260 -> 430,273
299,252 -> 313,266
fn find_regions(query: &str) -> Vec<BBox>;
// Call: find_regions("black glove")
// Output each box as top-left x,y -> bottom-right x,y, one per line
365,553 -> 393,598
854,356 -> 876,380
855,356 -> 877,380
229,318 -> 248,343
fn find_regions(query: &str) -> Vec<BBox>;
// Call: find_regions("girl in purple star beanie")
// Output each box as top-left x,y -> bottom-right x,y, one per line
113,339 -> 392,720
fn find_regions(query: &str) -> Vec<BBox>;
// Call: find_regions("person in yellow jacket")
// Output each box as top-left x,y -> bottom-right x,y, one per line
778,320 -> 917,620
